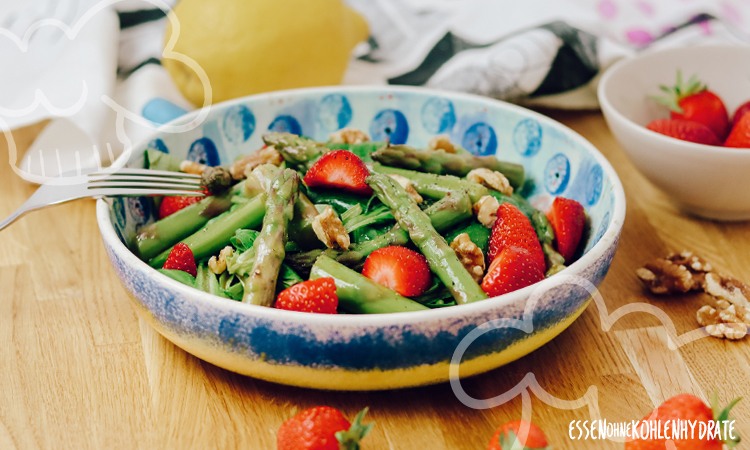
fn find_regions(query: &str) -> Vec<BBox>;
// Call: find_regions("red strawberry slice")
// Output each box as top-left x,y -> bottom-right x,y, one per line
361,246 -> 432,297
277,406 -> 373,450
275,277 -> 338,314
653,71 -> 730,140
158,196 -> 202,219
303,150 -> 373,196
732,100 -> 750,129
487,203 -> 545,268
481,246 -> 544,297
724,111 -> 750,149
162,242 -> 197,277
645,119 -> 720,146
546,196 -> 586,262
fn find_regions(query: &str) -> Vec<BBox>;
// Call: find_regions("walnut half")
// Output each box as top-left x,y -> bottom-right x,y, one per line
329,127 -> 370,144
636,259 -> 695,294
466,168 -> 513,196
450,233 -> 486,283
230,146 -> 283,180
428,134 -> 456,153
312,206 -> 350,250
704,272 -> 750,308
472,195 -> 500,228
208,246 -> 234,275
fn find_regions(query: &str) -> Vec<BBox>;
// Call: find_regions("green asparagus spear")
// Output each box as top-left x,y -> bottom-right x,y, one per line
135,187 -> 237,261
310,255 -> 428,313
246,164 -> 321,249
242,169 -> 300,306
370,163 -> 488,203
371,144 -> 525,188
262,132 -> 327,171
288,188 -> 475,271
149,192 -> 267,268
366,173 -> 488,304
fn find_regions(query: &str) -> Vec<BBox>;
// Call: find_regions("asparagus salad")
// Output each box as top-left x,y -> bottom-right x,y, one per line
133,129 -> 587,314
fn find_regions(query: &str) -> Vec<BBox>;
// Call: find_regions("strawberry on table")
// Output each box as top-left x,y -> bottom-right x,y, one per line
645,119 -> 720,146
625,393 -> 741,450
724,111 -> 750,149
277,406 -> 373,450
546,196 -> 586,262
487,203 -> 545,268
303,150 -> 373,196
361,246 -> 432,297
275,277 -> 338,314
653,71 -> 730,140
481,246 -> 545,297
487,420 -> 551,450
162,242 -> 198,277
158,195 -> 203,219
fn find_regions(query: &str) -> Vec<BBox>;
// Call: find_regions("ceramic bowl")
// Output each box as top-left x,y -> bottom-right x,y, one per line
97,86 -> 625,390
598,44 -> 750,221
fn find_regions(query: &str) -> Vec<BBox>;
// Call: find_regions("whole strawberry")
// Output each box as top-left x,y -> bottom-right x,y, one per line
277,406 -> 373,450
731,99 -> 750,129
487,420 -> 551,450
724,111 -> 750,149
653,71 -> 730,140
275,278 -> 339,314
625,393 -> 741,450
546,196 -> 585,262
158,195 -> 202,219
162,242 -> 197,277
646,119 -> 720,146
487,203 -> 545,268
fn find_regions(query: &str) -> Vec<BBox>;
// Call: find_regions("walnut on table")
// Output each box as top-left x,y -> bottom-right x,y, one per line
312,206 -> 350,250
636,250 -> 713,294
387,174 -> 423,204
472,195 -> 500,228
704,272 -> 750,308
450,233 -> 486,283
428,134 -> 456,153
697,300 -> 750,340
329,127 -> 370,144
466,168 -> 513,196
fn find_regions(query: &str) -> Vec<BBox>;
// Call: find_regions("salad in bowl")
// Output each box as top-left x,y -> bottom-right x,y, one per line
98,86 -> 624,390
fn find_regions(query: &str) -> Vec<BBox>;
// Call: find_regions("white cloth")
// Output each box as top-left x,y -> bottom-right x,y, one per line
1,0 -> 749,182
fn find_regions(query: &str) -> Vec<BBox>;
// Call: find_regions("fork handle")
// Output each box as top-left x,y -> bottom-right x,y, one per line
0,208 -> 30,232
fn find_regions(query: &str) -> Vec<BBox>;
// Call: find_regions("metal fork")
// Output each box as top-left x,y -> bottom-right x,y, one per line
0,168 -> 204,232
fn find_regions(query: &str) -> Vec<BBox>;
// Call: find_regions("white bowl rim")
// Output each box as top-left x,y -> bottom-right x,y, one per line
598,43 -> 750,156
97,84 -> 627,327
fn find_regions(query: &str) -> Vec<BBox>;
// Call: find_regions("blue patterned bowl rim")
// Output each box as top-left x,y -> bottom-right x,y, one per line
97,85 -> 627,327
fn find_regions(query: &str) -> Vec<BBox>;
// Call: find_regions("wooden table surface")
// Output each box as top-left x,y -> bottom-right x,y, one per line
1,112 -> 748,450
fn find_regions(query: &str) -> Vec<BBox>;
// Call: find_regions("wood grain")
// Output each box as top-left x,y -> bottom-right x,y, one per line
0,112 -> 748,450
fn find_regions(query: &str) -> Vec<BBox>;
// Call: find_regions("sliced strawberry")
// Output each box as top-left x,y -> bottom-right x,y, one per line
724,111 -> 750,149
546,196 -> 586,262
303,150 -> 373,196
159,196 -> 202,219
732,100 -> 750,129
275,278 -> 338,314
487,203 -> 545,268
163,242 -> 197,277
653,71 -> 730,140
646,119 -> 720,146
361,246 -> 432,297
481,246 -> 544,297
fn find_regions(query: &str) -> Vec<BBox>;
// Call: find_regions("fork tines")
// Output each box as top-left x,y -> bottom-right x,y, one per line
87,168 -> 205,197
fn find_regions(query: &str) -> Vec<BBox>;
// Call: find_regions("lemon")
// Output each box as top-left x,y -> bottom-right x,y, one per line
163,0 -> 368,106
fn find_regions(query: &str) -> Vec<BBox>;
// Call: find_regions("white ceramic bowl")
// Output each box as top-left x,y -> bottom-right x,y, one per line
598,44 -> 750,221
98,86 -> 625,390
